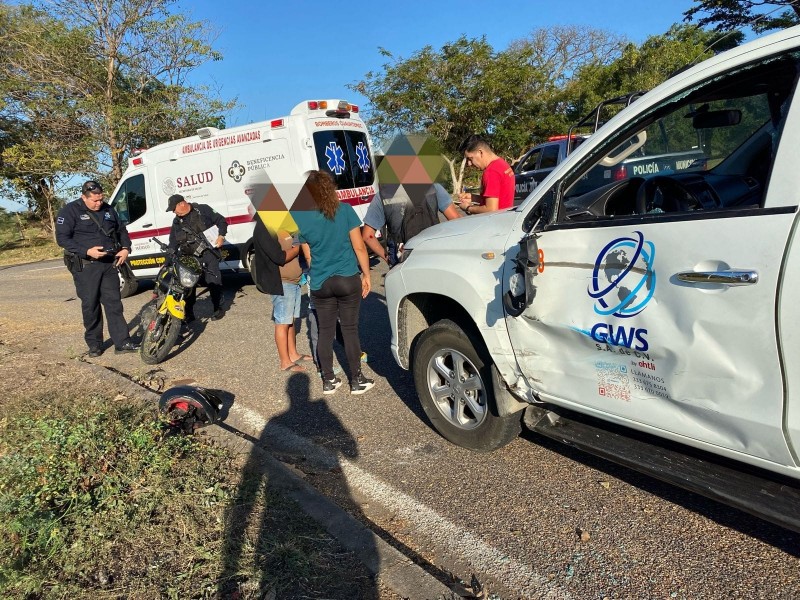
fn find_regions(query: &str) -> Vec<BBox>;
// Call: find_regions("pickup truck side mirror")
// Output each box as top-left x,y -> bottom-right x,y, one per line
504,233 -> 541,318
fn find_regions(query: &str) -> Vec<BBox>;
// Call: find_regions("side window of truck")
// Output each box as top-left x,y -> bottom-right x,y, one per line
111,174 -> 147,225
517,148 -> 541,173
539,144 -> 560,169
556,51 -> 799,223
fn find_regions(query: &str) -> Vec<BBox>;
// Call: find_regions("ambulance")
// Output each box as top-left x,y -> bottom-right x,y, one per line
109,99 -> 377,296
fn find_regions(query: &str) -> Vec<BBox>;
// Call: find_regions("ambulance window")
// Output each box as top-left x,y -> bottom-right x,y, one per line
344,131 -> 375,188
111,174 -> 146,225
313,130 -> 375,190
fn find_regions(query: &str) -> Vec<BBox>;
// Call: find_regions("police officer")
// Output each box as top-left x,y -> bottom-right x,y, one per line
56,180 -> 140,357
166,194 -> 228,321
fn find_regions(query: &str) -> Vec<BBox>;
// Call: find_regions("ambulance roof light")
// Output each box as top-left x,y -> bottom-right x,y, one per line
270,119 -> 285,128
197,127 -> 220,139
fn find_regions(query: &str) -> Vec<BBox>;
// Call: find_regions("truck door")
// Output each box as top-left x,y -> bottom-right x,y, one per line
504,51 -> 800,468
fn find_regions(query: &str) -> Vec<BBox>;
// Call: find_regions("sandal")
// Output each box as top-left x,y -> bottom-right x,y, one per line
281,363 -> 305,372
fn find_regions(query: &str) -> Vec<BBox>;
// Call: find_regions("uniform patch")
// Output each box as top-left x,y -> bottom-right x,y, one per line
57,217 -> 65,225
103,212 -> 112,220
79,214 -> 90,220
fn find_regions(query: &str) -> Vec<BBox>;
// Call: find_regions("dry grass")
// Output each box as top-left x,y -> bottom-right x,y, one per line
0,219 -> 62,266
0,336 -> 386,599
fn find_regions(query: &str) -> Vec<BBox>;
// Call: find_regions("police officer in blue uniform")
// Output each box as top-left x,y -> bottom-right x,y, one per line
166,194 -> 228,321
56,180 -> 140,357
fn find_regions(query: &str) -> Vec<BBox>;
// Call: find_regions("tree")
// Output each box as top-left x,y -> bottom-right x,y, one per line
351,26 -> 625,189
684,0 -> 800,34
34,0 -> 235,182
0,4 -> 98,236
565,25 -> 742,126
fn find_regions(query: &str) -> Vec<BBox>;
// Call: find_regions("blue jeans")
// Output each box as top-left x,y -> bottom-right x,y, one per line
271,282 -> 302,324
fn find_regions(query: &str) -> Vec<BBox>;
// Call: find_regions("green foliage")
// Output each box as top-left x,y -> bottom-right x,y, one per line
0,0 -> 235,212
684,0 -> 800,34
565,25 -> 729,127
354,23 -> 734,176
353,26 -> 627,160
0,5 -> 97,225
0,393 -> 207,595
0,378 -> 376,598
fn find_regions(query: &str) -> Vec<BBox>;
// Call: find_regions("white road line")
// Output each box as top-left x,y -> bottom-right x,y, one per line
230,403 -> 570,599
27,265 -> 65,272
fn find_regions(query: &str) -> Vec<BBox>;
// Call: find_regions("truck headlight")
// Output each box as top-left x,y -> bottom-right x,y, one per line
397,248 -> 413,264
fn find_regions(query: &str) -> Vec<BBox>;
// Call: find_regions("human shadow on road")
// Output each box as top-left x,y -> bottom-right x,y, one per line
218,371 -> 379,599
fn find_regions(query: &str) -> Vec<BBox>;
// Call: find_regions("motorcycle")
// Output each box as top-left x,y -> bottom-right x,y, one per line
139,235 -> 205,364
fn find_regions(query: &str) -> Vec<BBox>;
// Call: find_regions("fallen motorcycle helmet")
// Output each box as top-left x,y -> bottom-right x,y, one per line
159,385 -> 222,433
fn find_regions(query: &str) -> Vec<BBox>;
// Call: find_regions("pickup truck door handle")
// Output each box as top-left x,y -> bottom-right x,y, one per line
676,270 -> 758,286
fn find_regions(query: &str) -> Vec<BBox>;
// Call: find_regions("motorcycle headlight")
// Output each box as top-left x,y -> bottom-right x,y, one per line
177,263 -> 201,287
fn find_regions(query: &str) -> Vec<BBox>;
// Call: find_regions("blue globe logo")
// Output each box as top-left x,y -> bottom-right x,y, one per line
589,231 -> 656,318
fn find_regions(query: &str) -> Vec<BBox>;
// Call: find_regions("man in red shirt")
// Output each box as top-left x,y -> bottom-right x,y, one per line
457,135 -> 515,215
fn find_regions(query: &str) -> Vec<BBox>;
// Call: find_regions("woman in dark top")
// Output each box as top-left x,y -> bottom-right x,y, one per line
295,171 -> 374,395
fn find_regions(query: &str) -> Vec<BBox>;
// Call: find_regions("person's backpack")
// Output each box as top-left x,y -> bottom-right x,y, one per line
397,186 -> 439,244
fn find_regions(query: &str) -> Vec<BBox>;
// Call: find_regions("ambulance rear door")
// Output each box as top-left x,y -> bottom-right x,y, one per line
310,121 -> 376,220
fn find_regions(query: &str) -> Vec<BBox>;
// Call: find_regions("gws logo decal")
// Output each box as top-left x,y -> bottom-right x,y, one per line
589,231 -> 655,318
573,231 -> 655,352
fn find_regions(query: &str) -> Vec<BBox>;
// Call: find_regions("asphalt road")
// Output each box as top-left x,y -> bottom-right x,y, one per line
2,258 -> 798,599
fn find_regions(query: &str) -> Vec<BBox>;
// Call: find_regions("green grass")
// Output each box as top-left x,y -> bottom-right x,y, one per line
0,387 -> 374,599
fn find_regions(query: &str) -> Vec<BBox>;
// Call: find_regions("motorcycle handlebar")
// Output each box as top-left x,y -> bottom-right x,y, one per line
149,237 -> 175,255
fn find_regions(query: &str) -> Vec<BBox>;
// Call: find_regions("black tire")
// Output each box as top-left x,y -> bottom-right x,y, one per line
118,264 -> 138,298
140,312 -> 182,365
412,319 -> 521,452
159,386 -> 220,433
247,247 -> 257,285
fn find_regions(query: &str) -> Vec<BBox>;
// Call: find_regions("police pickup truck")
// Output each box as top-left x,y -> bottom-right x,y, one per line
385,27 -> 800,532
513,135 -> 587,204
515,96 -> 706,205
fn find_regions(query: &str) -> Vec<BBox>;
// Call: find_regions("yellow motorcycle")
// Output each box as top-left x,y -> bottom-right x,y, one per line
139,237 -> 203,364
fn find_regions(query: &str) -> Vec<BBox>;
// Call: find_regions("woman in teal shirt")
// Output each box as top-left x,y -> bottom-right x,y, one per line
297,171 -> 374,395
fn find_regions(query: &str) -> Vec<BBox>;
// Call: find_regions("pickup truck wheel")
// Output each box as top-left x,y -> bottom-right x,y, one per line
412,319 -> 521,452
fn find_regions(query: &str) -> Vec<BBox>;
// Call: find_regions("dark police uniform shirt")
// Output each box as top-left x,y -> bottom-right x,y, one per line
55,199 -> 132,257
168,203 -> 228,254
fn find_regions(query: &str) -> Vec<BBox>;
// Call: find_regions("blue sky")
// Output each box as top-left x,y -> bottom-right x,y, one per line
188,0 -> 697,127
3,0 -> 699,211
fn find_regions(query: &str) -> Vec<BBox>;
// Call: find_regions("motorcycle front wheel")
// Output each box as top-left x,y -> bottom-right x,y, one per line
140,311 -> 182,364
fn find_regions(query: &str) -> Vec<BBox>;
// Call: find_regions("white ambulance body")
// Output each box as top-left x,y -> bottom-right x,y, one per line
110,99 -> 377,290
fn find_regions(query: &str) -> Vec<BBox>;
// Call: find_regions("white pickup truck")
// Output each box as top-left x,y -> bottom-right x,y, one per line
385,26 -> 800,531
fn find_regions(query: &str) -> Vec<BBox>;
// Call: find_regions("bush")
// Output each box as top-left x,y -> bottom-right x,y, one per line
0,393 -> 232,598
